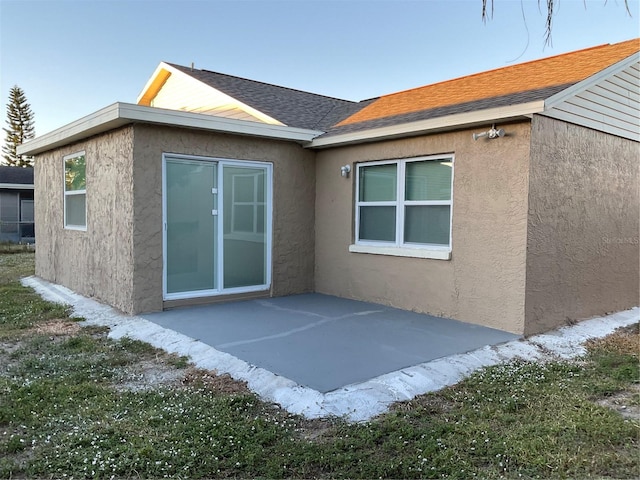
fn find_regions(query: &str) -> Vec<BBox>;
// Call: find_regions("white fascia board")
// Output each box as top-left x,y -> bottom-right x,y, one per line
17,103 -> 126,156
309,101 -> 545,148
545,52 -> 640,110
17,103 -> 323,156
138,62 -> 284,126
117,103 -> 321,140
0,183 -> 34,190
136,61 -> 172,104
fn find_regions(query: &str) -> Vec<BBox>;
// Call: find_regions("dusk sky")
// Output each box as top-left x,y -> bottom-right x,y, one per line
1,0 -> 639,136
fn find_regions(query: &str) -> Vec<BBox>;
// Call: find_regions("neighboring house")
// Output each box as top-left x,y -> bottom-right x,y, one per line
18,39 -> 639,335
0,166 -> 34,243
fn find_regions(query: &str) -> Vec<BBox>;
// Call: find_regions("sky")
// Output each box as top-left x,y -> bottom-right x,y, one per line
1,0 -> 639,136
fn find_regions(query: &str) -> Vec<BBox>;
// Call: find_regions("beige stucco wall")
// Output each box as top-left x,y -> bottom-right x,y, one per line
32,115 -> 638,333
130,124 -> 316,313
34,127 -> 136,312
34,124 -> 315,315
314,122 -> 532,333
524,115 -> 639,335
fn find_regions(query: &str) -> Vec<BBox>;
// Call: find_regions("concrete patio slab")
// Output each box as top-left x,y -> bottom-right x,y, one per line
141,294 -> 518,392
22,276 -> 640,421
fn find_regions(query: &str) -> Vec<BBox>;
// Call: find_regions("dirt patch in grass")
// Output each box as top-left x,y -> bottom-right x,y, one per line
294,417 -> 342,442
586,322 -> 639,355
113,359 -> 190,392
181,367 -> 251,395
390,391 -> 456,416
112,362 -> 251,395
33,319 -> 82,336
587,322 -> 639,420
597,383 -> 640,420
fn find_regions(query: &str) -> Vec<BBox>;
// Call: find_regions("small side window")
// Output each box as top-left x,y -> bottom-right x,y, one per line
64,152 -> 86,230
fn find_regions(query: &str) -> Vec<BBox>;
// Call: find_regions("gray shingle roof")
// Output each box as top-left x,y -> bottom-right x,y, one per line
318,84 -> 572,138
0,165 -> 34,185
168,63 -> 371,130
167,62 -> 574,137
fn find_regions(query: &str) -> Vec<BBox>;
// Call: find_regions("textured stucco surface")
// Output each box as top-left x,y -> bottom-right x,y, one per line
31,115 -> 639,333
314,122 -> 532,333
130,124 -> 316,313
525,116 -> 640,335
34,127 -> 136,312
34,125 -> 315,315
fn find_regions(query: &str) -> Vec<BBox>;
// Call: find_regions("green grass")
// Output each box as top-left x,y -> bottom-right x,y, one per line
0,242 -> 35,255
0,251 -> 37,283
0,253 -> 69,339
0,252 -> 638,479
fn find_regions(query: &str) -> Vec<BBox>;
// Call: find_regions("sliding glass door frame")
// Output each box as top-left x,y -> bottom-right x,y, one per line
162,153 -> 273,301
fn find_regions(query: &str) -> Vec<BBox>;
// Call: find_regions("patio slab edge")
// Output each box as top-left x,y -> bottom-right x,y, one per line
21,276 -> 640,422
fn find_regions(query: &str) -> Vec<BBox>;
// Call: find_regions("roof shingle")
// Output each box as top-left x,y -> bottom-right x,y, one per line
320,84 -> 570,138
168,63 -> 368,130
0,165 -> 34,185
336,38 -> 640,127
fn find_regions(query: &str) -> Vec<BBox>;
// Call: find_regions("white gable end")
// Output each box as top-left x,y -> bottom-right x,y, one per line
139,63 -> 284,126
542,59 -> 640,142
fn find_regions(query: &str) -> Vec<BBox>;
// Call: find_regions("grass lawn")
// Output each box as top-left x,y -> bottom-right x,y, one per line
1,252 -> 638,479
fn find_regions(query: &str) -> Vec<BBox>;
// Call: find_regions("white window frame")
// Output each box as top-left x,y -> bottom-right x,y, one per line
352,154 -> 454,260
229,171 -> 266,242
161,153 -> 273,301
63,151 -> 87,231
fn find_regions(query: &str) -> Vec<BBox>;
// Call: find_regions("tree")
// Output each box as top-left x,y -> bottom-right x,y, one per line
481,0 -> 632,46
2,85 -> 35,167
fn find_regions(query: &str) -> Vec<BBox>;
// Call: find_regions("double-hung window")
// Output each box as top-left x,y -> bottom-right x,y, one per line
354,155 -> 453,257
64,152 -> 86,230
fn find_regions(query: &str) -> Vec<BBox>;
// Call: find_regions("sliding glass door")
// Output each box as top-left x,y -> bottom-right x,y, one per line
165,158 -> 217,295
163,154 -> 271,300
223,165 -> 268,289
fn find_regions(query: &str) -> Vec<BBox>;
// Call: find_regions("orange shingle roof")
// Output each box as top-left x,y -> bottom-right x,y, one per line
338,38 -> 640,127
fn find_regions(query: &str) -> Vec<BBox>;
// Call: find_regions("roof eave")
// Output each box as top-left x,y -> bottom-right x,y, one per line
17,103 -> 324,156
138,62 -> 285,126
0,183 -> 34,190
308,101 -> 546,149
137,61 -> 173,105
545,51 -> 640,110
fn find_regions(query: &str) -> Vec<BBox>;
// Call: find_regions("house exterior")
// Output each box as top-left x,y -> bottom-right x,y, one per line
0,166 -> 34,243
18,39 -> 639,335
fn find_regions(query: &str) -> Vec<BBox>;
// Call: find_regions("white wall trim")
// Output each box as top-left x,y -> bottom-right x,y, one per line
309,101 -> 545,148
349,244 -> 451,260
18,100 -> 549,156
17,103 -> 323,156
0,183 -> 34,190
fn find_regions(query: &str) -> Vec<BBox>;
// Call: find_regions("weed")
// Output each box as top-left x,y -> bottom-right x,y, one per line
0,242 -> 34,255
0,251 -> 638,479
0,251 -> 34,283
0,283 -> 69,340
